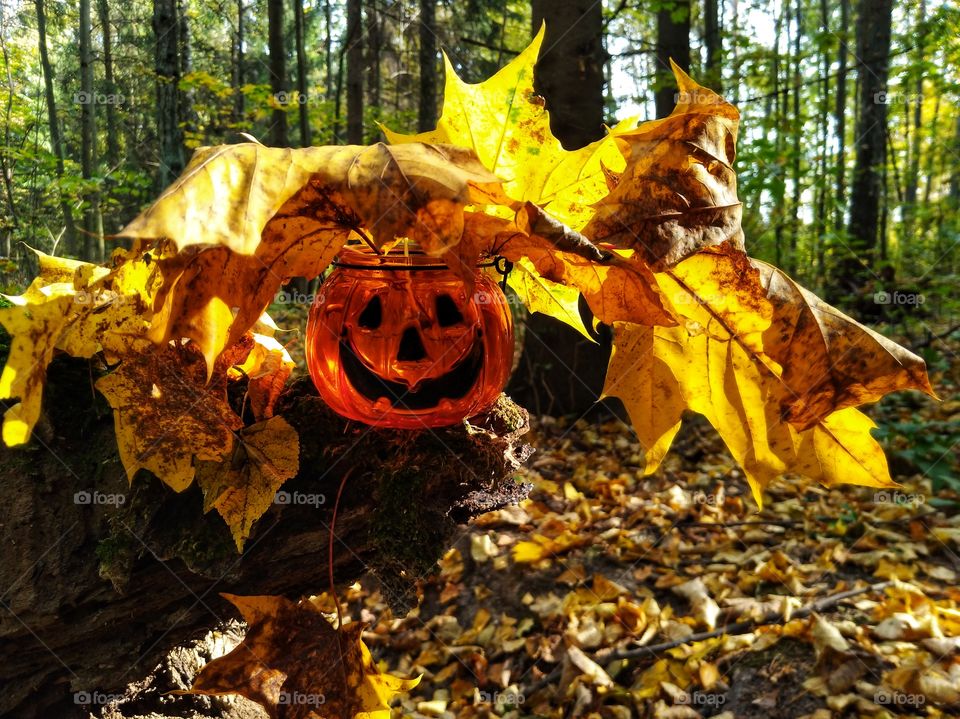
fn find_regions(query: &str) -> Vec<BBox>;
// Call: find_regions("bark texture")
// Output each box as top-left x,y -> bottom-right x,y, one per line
836,0 -> 894,298
0,359 -> 532,719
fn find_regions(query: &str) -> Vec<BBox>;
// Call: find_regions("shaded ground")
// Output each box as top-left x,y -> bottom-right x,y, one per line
87,316 -> 960,718
95,408 -> 960,719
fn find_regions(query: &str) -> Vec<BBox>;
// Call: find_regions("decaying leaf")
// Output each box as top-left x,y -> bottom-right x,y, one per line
197,415 -> 299,550
583,61 -> 743,269
184,593 -> 420,718
229,333 -> 296,421
95,340 -> 246,491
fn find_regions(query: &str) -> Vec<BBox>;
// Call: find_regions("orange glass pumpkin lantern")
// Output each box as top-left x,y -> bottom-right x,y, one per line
306,244 -> 513,428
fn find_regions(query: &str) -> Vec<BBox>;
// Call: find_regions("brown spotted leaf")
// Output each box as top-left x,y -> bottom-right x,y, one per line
95,341 -> 247,491
583,61 -> 743,269
183,594 -> 419,718
196,415 -> 299,551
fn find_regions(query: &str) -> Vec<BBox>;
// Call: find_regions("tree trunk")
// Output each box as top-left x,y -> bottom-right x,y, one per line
177,0 -> 198,147
788,0 -> 802,274
366,1 -> 381,112
512,3 -> 613,418
654,0 -> 690,119
814,0 -> 831,286
704,0 -> 721,91
294,0 -> 311,146
531,0 -> 605,148
35,0 -> 77,253
324,0 -> 333,101
96,0 -> 119,172
232,0 -> 245,124
833,0 -> 849,235
267,0 -> 289,147
0,361 -> 532,719
0,24 -> 16,243
901,0 -> 925,245
153,0 -> 185,190
418,0 -> 437,132
836,0 -> 894,297
346,0 -> 363,143
80,0 -> 101,262
772,3 -> 785,267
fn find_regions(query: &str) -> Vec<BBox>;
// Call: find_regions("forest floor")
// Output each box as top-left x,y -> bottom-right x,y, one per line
98,320 -> 960,719
103,408 -> 960,719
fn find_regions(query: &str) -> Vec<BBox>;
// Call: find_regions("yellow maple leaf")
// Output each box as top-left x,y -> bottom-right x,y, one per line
382,25 -> 636,232
0,247 -> 160,445
196,415 -> 299,551
604,247 -> 925,505
183,593 -> 420,718
506,257 -> 594,341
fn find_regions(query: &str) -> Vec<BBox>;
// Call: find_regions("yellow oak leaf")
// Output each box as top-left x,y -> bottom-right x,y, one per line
184,593 -> 420,718
196,415 -> 299,551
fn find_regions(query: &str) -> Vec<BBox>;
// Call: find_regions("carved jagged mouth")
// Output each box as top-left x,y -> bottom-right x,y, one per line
339,335 -> 484,411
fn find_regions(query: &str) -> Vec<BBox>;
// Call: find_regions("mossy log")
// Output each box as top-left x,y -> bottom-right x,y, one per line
0,359 -> 532,718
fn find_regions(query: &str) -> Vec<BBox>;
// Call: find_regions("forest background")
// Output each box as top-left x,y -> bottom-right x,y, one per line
0,0 -> 958,482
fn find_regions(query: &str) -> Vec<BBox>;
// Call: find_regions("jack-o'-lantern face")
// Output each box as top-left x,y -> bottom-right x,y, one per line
306,246 -> 513,428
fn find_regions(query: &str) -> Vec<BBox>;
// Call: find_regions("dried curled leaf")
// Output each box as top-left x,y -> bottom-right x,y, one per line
197,415 -> 299,550
583,61 -> 744,269
229,333 -> 296,421
753,259 -> 935,429
184,594 -> 420,718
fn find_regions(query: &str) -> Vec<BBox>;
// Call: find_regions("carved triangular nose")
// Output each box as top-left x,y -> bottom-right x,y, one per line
397,326 -> 427,361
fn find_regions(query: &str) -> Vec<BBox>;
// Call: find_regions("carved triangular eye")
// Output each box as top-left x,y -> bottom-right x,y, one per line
435,294 -> 464,327
357,295 -> 382,329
